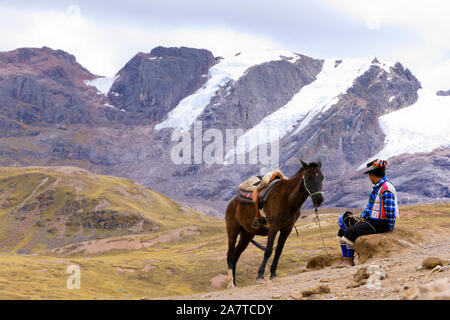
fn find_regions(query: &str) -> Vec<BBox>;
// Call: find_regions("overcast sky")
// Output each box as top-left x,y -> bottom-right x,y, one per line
1,0 -> 449,89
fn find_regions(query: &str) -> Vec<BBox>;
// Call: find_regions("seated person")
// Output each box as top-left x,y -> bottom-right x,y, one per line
336,159 -> 399,266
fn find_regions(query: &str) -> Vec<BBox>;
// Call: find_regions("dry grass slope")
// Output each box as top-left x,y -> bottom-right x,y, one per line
0,166 -> 449,299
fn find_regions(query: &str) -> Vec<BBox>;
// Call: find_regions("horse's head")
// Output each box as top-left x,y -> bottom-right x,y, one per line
300,159 -> 324,207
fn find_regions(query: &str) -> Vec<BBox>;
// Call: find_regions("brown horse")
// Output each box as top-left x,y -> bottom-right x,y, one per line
225,160 -> 324,287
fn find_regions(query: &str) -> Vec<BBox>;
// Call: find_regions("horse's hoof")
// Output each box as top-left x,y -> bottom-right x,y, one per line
227,282 -> 236,289
270,275 -> 278,281
256,278 -> 265,284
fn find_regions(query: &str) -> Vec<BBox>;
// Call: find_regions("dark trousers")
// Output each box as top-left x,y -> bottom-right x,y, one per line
337,218 -> 389,243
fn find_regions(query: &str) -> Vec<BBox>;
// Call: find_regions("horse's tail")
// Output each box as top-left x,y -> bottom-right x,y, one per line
250,239 -> 266,251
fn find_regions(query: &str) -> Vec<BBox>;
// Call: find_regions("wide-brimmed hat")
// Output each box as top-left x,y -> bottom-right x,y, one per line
363,159 -> 387,174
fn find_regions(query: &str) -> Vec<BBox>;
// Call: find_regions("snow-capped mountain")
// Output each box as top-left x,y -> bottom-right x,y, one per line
360,89 -> 450,167
155,48 -> 302,131
0,45 -> 448,216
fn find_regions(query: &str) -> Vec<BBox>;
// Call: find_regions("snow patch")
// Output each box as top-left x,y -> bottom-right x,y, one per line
85,75 -> 119,96
227,57 -> 388,157
103,103 -> 117,109
154,48 -> 301,131
359,89 -> 450,168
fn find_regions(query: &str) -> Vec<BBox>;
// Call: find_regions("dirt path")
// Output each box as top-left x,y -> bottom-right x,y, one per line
167,232 -> 450,300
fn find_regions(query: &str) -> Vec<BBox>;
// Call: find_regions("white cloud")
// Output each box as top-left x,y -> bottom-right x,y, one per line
0,4 -> 281,77
325,0 -> 450,90
2,1 -> 450,92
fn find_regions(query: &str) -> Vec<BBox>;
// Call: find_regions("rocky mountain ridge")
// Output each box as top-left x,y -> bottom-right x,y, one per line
0,45 -> 448,217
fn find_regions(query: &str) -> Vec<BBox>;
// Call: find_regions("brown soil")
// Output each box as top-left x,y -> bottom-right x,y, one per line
354,226 -> 421,263
306,252 -> 341,270
48,226 -> 200,256
165,229 -> 450,300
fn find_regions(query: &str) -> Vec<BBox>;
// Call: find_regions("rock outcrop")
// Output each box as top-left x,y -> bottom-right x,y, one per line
0,46 -> 113,135
436,89 -> 450,96
109,46 -> 217,122
354,227 -> 421,263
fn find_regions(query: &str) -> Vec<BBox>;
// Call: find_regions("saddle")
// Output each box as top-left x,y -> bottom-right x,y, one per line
236,170 -> 284,224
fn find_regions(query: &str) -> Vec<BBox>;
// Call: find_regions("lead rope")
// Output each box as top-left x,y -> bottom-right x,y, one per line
352,215 -> 377,233
303,175 -> 328,256
315,207 -> 330,256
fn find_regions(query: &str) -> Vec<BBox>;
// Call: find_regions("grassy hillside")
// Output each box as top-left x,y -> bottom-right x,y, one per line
0,166 -> 449,299
0,166 -> 219,254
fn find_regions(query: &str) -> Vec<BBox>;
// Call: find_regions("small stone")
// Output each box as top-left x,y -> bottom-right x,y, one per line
397,240 -> 415,248
301,289 -> 315,297
299,268 -> 308,273
290,291 -> 303,300
346,281 -> 362,289
422,257 -> 444,270
353,267 -> 370,282
439,266 -> 450,272
431,265 -> 442,273
317,285 -> 331,294
301,284 -> 330,297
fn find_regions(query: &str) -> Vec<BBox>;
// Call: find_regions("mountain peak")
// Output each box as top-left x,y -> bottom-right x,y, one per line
0,46 -> 96,81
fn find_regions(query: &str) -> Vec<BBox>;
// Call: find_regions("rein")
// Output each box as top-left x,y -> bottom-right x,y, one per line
303,173 -> 329,256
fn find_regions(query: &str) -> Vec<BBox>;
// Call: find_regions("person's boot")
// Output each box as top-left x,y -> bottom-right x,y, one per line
334,240 -> 355,268
334,256 -> 355,268
342,256 -> 355,266
251,217 -> 267,228
333,240 -> 349,268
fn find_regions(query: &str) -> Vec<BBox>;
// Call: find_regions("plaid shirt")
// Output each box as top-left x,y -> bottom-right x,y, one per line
360,176 -> 396,231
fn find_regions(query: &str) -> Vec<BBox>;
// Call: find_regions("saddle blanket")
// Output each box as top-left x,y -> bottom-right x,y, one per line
235,169 -> 284,216
238,169 -> 284,192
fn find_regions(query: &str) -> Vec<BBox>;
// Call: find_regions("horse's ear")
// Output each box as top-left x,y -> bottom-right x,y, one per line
317,161 -> 322,169
300,159 -> 308,169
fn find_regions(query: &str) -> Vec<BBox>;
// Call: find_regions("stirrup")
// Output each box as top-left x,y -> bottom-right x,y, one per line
251,217 -> 267,229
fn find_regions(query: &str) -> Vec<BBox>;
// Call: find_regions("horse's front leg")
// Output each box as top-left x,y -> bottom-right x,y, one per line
256,228 -> 278,283
270,227 -> 291,280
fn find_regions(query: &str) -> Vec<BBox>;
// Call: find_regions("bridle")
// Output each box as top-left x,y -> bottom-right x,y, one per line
303,174 -> 323,199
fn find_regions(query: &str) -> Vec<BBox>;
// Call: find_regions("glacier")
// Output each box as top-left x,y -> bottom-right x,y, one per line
227,57 -> 392,158
154,48 -> 301,131
359,89 -> 450,168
